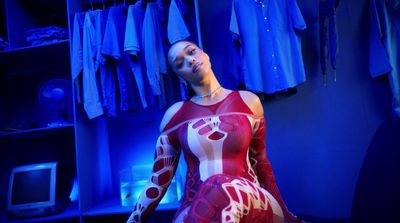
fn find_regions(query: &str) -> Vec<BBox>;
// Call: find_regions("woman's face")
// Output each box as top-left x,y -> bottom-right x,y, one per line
168,41 -> 211,85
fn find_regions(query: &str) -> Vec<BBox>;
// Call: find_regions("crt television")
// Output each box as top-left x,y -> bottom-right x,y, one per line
7,162 -> 60,218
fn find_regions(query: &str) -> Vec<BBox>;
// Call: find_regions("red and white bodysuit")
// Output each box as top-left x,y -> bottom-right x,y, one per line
128,91 -> 300,223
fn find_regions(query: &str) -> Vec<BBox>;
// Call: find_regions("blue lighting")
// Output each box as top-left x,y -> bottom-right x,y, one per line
69,177 -> 78,202
119,165 -> 183,207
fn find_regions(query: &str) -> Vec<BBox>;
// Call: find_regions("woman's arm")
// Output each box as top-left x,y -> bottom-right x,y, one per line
239,91 -> 302,223
127,134 -> 180,223
249,118 -> 302,223
127,103 -> 183,223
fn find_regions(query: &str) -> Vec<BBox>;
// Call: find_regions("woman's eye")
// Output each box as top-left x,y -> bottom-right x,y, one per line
176,63 -> 183,69
189,48 -> 196,55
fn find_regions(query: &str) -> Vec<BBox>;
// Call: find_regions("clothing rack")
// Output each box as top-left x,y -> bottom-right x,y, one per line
82,0 -> 137,10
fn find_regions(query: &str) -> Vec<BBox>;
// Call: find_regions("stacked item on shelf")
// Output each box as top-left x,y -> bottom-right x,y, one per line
25,26 -> 69,46
0,37 -> 9,50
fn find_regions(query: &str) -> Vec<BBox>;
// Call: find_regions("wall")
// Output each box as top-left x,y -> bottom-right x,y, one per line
198,0 -> 393,219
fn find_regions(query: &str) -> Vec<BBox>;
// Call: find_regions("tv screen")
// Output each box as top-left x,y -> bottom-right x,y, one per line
12,169 -> 51,205
7,162 -> 57,218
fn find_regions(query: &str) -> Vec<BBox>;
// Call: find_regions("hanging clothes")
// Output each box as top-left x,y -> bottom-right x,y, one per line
369,0 -> 400,118
230,0 -> 307,94
102,5 -> 139,113
228,3 -> 245,89
168,0 -> 190,44
75,0 -> 195,115
82,9 -> 116,118
167,0 -> 198,44
72,12 -> 85,104
142,0 -> 167,96
142,0 -> 171,108
319,0 -> 340,86
96,9 -> 119,117
125,0 -> 154,109
82,10 -> 105,119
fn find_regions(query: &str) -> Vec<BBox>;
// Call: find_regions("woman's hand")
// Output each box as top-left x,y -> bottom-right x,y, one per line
126,134 -> 180,223
285,211 -> 305,223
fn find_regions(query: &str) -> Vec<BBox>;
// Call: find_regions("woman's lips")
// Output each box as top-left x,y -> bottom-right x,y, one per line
193,62 -> 203,73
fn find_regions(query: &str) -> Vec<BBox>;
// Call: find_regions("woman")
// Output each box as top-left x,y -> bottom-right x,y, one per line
127,40 -> 303,223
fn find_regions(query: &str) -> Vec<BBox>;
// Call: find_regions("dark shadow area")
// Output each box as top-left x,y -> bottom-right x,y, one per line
350,120 -> 400,223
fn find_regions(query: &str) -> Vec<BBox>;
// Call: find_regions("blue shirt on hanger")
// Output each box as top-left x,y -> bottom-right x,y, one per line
167,0 -> 198,44
103,5 -> 139,112
142,0 -> 167,97
168,0 -> 190,44
82,10 -> 105,119
125,1 -> 151,109
72,12 -> 85,104
230,0 -> 307,94
94,9 -> 118,117
369,0 -> 400,118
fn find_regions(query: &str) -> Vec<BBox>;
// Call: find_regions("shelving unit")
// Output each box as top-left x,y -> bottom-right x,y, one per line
0,40 -> 72,132
1,0 -> 199,222
0,0 -> 77,222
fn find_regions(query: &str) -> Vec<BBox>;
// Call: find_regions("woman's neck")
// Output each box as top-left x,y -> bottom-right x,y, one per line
190,73 -> 223,100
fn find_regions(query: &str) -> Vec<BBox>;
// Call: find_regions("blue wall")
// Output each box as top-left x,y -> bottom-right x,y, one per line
198,0 -> 393,219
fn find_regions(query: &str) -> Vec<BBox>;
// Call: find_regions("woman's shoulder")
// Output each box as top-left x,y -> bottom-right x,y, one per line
237,90 -> 264,117
159,101 -> 185,132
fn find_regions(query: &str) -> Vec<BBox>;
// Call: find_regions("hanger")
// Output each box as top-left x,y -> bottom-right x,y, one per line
142,0 -> 157,8
87,0 -> 108,11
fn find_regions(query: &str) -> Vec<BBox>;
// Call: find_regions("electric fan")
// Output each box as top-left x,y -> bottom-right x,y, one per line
38,79 -> 73,127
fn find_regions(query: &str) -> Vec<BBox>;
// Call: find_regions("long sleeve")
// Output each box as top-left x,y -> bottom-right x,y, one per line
127,134 -> 181,223
369,0 -> 392,77
249,118 -> 302,223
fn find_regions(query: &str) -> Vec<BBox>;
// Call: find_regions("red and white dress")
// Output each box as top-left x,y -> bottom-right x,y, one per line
128,91 -> 300,223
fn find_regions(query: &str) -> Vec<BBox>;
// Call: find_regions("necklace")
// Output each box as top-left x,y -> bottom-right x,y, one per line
194,86 -> 222,98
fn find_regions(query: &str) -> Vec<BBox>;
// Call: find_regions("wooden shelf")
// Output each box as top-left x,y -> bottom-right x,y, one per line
0,39 -> 69,54
83,197 -> 180,217
0,40 -> 70,75
0,201 -> 80,223
0,123 -> 74,138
